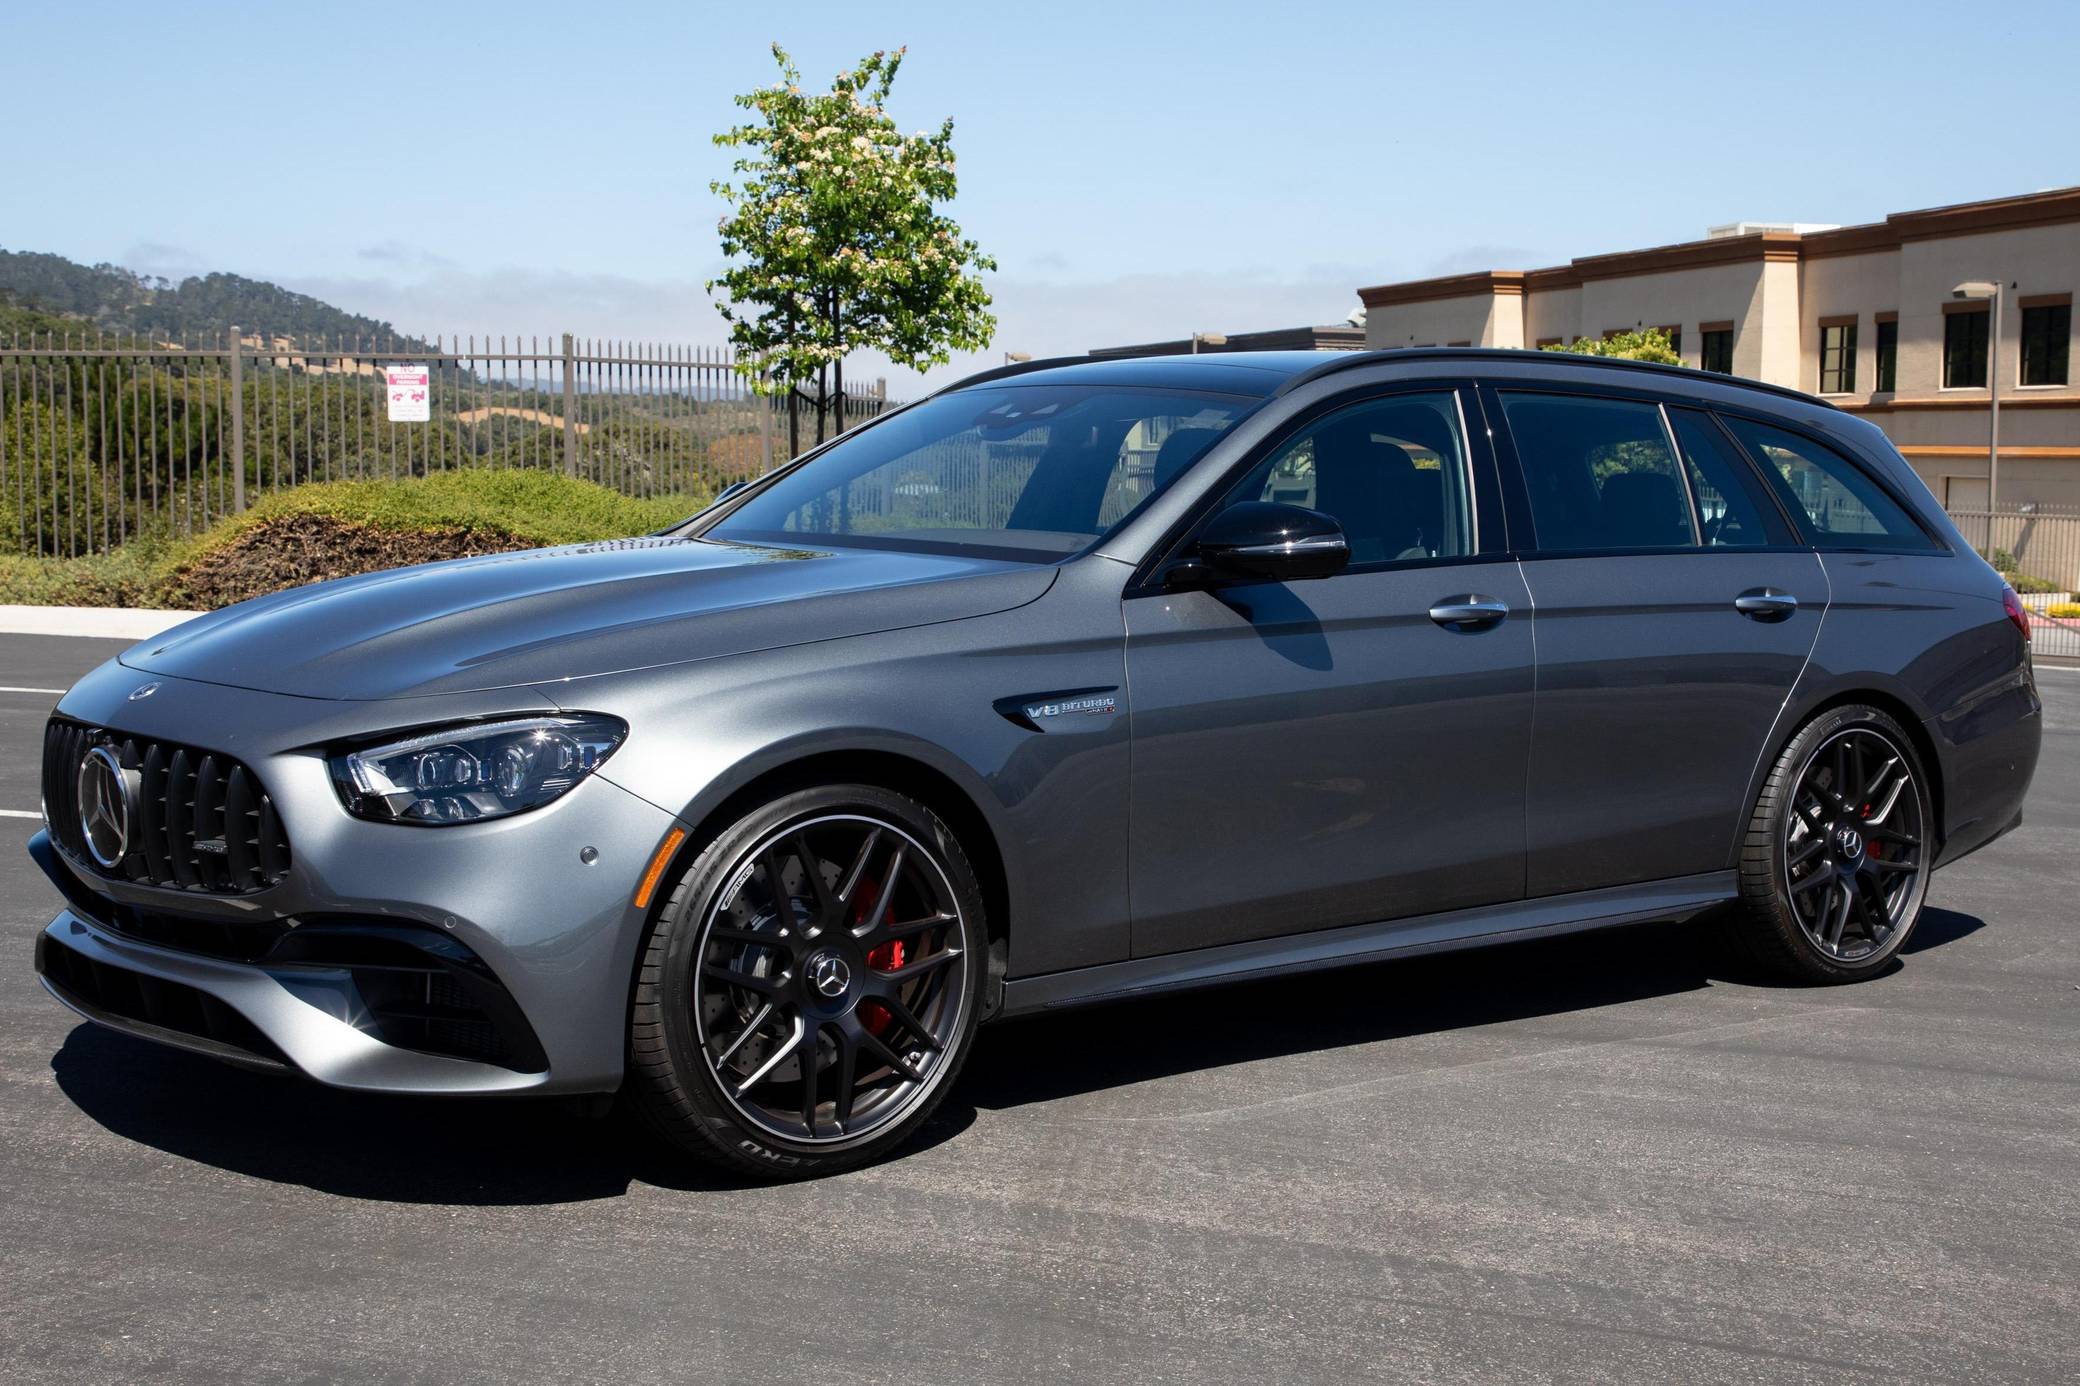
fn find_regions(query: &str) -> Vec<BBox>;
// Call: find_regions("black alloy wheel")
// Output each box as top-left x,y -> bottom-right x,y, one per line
630,784 -> 985,1176
1783,726 -> 1926,962
1730,705 -> 1933,982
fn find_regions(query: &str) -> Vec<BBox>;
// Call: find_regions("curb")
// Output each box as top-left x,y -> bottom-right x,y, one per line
0,605 -> 203,641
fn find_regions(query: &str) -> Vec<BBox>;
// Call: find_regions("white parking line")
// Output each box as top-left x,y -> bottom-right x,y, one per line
0,686 -> 64,695
0,810 -> 43,820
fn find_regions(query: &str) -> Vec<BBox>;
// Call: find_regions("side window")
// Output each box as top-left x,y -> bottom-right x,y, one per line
1719,417 -> 1937,551
1227,392 -> 1474,564
1498,393 -> 1697,551
1666,408 -> 1776,548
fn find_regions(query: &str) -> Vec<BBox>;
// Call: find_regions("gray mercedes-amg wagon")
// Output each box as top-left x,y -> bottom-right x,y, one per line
32,348 -> 2040,1175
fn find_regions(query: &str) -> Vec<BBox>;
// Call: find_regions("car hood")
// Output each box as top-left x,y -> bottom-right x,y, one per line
120,536 -> 1056,700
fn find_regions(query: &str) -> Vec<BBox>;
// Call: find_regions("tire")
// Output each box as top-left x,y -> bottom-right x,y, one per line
1727,704 -> 1934,983
629,784 -> 987,1177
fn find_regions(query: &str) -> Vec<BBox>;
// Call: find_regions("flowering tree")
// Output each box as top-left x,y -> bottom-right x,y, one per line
710,44 -> 996,452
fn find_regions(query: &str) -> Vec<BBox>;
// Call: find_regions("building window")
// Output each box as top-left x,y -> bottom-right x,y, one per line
1700,327 -> 1734,374
2021,301 -> 2071,386
1874,317 -> 1898,393
1818,321 -> 1858,394
1657,325 -> 1681,357
1944,308 -> 1988,388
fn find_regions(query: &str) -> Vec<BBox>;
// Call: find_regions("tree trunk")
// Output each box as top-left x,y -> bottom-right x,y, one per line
815,360 -> 828,445
787,382 -> 799,459
834,352 -> 845,435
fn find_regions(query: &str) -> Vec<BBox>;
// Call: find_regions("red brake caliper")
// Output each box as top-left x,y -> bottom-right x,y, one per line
852,877 -> 903,1038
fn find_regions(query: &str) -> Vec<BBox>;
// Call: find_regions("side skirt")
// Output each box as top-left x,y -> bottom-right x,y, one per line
998,872 -> 1735,1017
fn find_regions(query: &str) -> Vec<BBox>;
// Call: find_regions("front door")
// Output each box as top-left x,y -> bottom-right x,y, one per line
1124,388 -> 1534,957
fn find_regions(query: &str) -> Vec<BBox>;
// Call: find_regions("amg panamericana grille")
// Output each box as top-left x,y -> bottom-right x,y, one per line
42,717 -> 291,894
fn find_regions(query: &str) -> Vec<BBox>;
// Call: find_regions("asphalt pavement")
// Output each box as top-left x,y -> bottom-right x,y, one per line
1,634 -> 2075,1384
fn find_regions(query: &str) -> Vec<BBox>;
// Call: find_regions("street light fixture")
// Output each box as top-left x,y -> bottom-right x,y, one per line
1190,332 -> 1228,354
1002,350 -> 1032,365
1952,280 -> 2005,519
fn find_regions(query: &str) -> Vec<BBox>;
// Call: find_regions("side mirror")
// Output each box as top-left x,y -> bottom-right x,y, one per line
1186,502 -> 1350,583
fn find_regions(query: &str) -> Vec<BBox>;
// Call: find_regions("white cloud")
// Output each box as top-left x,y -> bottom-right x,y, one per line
119,241 -> 208,281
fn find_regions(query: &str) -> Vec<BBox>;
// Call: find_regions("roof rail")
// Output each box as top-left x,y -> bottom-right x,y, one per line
1271,346 -> 1835,409
933,355 -> 1090,395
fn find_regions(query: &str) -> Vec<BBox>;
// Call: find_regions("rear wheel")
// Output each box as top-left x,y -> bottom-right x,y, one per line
1728,705 -> 1933,982
629,784 -> 985,1177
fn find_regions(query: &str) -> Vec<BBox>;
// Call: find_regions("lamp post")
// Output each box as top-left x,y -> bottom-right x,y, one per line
1952,280 -> 2005,520
1002,350 -> 1031,365
1190,332 -> 1228,354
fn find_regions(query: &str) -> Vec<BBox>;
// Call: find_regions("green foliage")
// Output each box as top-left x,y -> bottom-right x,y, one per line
0,398 -> 118,556
0,544 -> 171,608
2006,572 -> 2058,594
1988,547 -> 2019,572
1540,327 -> 1684,366
709,44 -> 995,428
196,468 -> 704,553
0,249 -> 433,349
0,469 -> 707,610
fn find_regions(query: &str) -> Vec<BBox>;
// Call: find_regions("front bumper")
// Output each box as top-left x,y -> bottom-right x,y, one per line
37,904 -> 548,1092
29,665 -> 690,1095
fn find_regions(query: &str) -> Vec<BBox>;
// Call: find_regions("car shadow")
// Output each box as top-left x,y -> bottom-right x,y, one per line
48,1024 -> 976,1205
48,907 -> 1986,1201
956,906 -> 1986,1108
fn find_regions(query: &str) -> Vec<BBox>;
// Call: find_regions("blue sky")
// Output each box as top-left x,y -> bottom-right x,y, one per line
6,0 -> 2075,390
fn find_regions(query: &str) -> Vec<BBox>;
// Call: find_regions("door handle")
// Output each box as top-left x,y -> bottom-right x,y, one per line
1734,587 -> 1799,621
1428,595 -> 1510,631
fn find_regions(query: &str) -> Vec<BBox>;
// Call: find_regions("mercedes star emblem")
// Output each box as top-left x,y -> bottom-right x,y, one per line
77,745 -> 133,869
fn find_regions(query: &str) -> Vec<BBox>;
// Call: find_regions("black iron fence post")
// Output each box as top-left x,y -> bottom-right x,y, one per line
227,326 -> 246,513
561,332 -> 578,477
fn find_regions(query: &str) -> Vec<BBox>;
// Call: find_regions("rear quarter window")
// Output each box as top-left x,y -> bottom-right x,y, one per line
1719,417 -> 1938,552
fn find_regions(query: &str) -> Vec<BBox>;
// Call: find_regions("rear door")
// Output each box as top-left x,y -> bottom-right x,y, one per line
1486,388 -> 1826,897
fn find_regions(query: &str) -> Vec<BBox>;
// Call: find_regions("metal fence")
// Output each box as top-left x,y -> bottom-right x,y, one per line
0,328 -> 897,558
1947,505 -> 2080,656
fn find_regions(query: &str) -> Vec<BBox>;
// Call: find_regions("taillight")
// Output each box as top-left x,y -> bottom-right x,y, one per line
2002,585 -> 2031,643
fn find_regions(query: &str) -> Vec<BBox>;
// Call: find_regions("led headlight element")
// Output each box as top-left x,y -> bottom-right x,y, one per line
333,715 -> 627,825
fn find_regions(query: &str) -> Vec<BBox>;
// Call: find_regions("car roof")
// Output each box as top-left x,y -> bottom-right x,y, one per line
940,347 -> 1835,412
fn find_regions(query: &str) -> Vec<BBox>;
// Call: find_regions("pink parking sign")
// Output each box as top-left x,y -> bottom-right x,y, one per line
384,364 -> 430,422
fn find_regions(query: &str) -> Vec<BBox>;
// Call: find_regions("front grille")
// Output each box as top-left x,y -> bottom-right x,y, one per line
43,717 -> 291,894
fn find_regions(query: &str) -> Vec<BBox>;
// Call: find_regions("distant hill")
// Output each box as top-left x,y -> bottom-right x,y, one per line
0,249 -> 435,350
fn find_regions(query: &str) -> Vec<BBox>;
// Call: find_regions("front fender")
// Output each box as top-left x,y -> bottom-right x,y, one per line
555,558 -> 1135,978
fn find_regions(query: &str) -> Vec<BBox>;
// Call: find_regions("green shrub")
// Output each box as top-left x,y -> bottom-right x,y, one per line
0,467 -> 709,610
0,545 -> 171,607
199,467 -> 703,551
1540,327 -> 1682,365
2007,573 -> 2060,595
1989,547 -> 2019,572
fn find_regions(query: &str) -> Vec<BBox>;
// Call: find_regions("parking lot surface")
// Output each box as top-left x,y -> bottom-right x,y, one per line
1,633 -> 2075,1384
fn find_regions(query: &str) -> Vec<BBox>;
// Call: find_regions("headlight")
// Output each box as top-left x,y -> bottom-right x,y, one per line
331,715 -> 627,825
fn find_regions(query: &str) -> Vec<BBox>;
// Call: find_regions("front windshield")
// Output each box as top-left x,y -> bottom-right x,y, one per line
706,384 -> 1256,560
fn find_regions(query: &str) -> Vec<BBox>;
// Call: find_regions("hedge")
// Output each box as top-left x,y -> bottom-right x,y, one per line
0,468 -> 708,611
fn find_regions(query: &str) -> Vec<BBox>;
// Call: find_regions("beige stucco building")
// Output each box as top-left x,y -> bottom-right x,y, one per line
1358,188 -> 2080,511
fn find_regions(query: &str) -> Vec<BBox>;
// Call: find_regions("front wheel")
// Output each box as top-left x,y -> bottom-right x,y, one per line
1728,705 -> 1934,983
629,784 -> 986,1177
